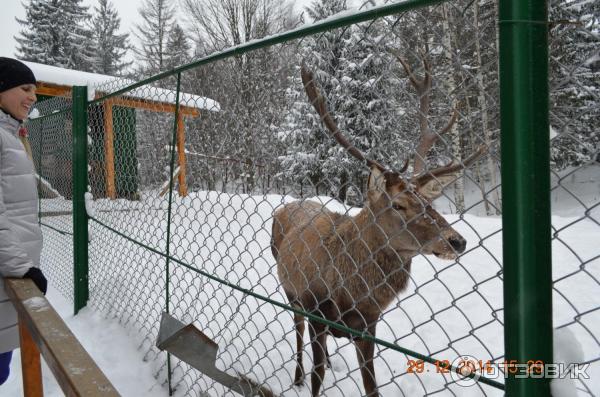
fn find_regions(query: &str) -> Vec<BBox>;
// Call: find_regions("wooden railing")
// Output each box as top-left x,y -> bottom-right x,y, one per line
5,278 -> 120,397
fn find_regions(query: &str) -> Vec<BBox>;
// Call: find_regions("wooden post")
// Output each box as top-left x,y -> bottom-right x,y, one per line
19,320 -> 43,397
176,112 -> 188,197
103,100 -> 117,199
6,278 -> 120,396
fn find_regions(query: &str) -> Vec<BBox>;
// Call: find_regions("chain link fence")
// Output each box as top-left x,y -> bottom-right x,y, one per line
28,95 -> 75,301
26,0 -> 599,396
548,1 -> 600,396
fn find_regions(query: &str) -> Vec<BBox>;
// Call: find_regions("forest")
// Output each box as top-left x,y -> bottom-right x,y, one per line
15,0 -> 599,214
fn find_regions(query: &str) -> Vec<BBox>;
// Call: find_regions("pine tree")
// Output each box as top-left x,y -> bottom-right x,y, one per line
133,0 -> 176,74
89,0 -> 131,75
164,24 -> 191,70
279,0 -> 407,203
278,0 -> 350,199
15,0 -> 63,64
549,0 -> 600,169
15,0 -> 94,71
62,0 -> 95,71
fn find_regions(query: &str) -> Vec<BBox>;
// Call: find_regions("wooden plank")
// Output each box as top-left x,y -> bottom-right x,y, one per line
34,83 -> 200,117
19,320 -> 43,397
108,97 -> 200,117
5,278 -> 120,397
103,100 -> 117,199
36,83 -> 72,97
159,166 -> 181,197
176,112 -> 188,197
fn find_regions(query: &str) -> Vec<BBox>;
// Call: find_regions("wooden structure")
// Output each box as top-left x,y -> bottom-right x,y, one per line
25,61 -> 218,199
34,82 -> 199,198
4,278 -> 120,396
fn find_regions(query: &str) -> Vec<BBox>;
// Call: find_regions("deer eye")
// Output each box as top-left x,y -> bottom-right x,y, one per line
392,203 -> 407,211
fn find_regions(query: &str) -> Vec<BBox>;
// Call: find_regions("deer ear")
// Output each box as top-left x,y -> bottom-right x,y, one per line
367,166 -> 386,200
418,173 -> 456,200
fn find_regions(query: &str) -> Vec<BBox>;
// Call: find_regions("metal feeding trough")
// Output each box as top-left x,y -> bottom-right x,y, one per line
156,312 -> 275,397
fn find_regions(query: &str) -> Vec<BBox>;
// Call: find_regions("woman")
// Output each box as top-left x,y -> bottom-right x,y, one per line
0,57 -> 47,385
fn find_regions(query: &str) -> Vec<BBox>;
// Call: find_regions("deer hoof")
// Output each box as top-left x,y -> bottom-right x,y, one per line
293,369 -> 304,386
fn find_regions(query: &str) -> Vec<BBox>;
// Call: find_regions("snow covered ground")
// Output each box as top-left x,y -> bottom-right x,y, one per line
6,171 -> 596,396
2,286 -> 170,396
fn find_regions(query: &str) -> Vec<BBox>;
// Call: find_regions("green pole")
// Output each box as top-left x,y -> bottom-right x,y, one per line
72,86 -> 89,314
499,0 -> 552,396
163,73 -> 182,396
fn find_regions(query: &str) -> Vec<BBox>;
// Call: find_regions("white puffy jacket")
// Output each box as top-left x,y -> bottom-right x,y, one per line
0,110 -> 43,353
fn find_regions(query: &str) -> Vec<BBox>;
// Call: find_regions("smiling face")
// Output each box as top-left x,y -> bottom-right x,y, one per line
0,84 -> 37,121
367,166 -> 466,260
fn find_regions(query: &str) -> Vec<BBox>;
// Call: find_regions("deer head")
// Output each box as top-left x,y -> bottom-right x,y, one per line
301,59 -> 486,260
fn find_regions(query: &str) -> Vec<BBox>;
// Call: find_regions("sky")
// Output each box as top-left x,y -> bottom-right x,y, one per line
0,0 -> 321,61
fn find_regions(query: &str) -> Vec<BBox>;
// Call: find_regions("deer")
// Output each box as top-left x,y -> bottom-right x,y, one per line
271,58 -> 486,397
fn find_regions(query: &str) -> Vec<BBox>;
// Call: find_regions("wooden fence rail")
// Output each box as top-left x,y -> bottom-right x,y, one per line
5,278 -> 120,397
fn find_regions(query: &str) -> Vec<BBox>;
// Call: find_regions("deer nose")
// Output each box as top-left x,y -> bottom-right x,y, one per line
449,236 -> 466,253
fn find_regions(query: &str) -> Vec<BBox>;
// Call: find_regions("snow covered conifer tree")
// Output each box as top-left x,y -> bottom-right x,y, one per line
15,0 -> 63,64
277,0 -> 350,199
89,0 -> 131,75
164,24 -> 191,71
549,0 -> 600,169
279,0 -> 406,203
133,0 -> 176,75
16,0 -> 94,71
61,0 -> 95,71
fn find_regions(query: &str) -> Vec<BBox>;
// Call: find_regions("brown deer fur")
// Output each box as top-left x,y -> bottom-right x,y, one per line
271,167 -> 467,396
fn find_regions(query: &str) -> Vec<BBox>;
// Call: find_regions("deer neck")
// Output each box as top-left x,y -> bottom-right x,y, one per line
327,207 -> 412,308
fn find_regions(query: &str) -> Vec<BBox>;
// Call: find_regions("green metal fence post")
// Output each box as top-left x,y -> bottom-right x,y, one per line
72,86 -> 89,314
499,0 -> 553,396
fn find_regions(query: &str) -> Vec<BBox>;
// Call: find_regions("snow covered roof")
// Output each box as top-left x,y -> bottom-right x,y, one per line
23,61 -> 220,112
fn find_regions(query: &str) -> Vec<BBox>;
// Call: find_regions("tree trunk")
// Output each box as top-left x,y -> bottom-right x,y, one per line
441,5 -> 465,212
465,98 -> 492,215
474,0 -> 501,215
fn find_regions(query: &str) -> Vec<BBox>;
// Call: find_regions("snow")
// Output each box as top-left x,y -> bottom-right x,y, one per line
17,178 -> 597,396
84,192 -> 96,217
23,296 -> 49,312
551,327 -> 585,397
23,60 -> 221,112
3,287 -> 168,397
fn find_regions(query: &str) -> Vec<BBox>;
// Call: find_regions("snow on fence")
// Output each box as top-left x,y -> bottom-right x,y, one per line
28,0 -> 599,396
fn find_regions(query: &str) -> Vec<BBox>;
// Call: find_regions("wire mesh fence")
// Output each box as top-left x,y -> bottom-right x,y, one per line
24,0 -> 599,396
27,95 -> 75,302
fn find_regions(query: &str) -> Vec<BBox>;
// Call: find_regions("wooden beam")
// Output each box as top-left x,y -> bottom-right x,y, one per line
176,112 -> 188,197
108,97 -> 200,117
19,321 -> 43,397
36,82 -> 71,97
103,100 -> 117,199
34,82 -> 201,118
159,166 -> 181,197
5,278 -> 120,396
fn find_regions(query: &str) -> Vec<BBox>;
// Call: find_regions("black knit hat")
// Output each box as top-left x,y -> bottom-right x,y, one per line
0,57 -> 36,93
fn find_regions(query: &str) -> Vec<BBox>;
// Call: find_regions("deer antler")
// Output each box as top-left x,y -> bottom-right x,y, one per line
412,144 -> 487,186
300,63 -> 394,174
392,50 -> 461,176
391,50 -> 487,191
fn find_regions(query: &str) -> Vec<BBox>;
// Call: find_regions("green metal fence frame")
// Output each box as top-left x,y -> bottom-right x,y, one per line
499,0 -> 553,395
72,86 -> 89,315
68,0 -> 553,395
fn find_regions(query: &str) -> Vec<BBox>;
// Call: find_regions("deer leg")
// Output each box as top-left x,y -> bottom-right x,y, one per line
293,310 -> 305,386
308,321 -> 328,397
355,327 -> 378,397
